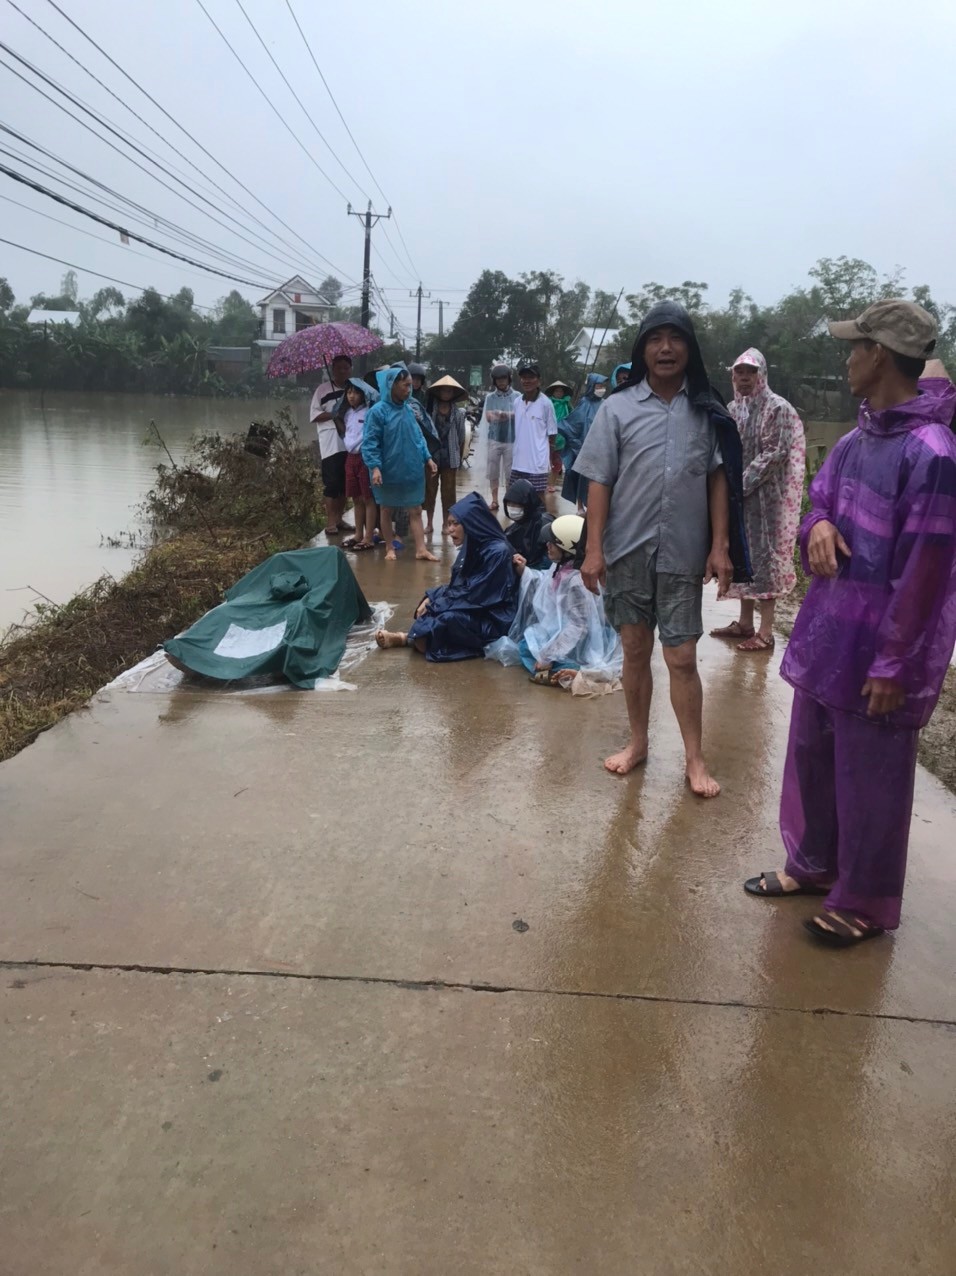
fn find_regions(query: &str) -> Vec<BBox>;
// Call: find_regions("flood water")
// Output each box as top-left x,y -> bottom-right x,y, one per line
0,390 -> 853,635
0,390 -> 305,633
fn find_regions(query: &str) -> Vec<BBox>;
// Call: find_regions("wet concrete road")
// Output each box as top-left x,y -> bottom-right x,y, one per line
2,484 -> 955,1273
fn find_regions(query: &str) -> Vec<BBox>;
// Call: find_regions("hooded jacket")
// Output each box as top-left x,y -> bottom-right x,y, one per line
362,367 -> 432,507
781,379 -> 956,728
503,478 -> 552,567
408,492 -> 520,662
561,372 -> 608,505
610,362 -> 632,387
617,301 -> 750,582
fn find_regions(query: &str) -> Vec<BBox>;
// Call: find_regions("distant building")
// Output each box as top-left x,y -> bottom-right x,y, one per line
207,346 -> 252,383
569,326 -> 620,367
256,276 -> 332,350
26,309 -> 81,326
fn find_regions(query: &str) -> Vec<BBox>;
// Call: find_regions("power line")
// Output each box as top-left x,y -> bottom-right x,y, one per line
232,0 -> 368,203
0,234 -> 221,309
0,162 -> 274,288
194,0 -> 352,204
40,0 -> 356,284
0,127 -> 299,286
0,190 -> 274,291
283,0 -> 422,283
5,0 -> 341,286
5,0 -> 255,225
0,44 -> 324,286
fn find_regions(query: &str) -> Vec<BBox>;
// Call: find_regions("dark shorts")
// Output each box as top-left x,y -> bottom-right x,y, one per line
345,452 -> 373,501
320,451 -> 347,499
605,546 -> 703,647
509,468 -> 549,494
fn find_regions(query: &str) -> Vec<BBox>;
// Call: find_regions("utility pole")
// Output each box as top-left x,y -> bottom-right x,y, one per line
430,298 -> 450,339
347,200 -> 391,333
410,282 -> 431,358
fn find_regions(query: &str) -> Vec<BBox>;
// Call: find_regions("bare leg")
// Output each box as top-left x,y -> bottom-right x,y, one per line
409,506 -> 438,561
662,638 -> 719,798
605,622 -> 653,774
380,506 -> 397,560
757,597 -> 775,640
739,599 -> 756,631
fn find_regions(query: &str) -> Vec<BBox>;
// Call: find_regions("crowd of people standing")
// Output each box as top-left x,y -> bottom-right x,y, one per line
314,295 -> 956,950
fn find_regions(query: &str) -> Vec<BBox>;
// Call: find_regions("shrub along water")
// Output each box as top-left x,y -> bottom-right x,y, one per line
0,410 -> 323,762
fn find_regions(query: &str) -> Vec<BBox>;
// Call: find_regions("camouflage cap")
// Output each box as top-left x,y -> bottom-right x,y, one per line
828,299 -> 937,359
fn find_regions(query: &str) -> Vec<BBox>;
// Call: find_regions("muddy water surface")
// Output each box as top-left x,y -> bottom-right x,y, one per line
0,390 -> 305,632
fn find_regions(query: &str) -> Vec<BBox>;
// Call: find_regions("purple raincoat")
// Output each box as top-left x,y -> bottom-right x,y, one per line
781,380 -> 956,729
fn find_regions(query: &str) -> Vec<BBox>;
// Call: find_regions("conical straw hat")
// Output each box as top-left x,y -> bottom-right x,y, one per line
429,374 -> 467,397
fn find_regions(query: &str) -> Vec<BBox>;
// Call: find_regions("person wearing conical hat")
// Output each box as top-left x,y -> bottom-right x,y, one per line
424,374 -> 468,536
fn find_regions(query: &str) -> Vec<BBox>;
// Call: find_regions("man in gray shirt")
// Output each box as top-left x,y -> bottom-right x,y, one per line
575,301 -> 749,797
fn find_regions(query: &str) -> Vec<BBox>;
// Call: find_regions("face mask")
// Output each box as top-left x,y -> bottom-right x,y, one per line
505,505 -> 525,522
594,385 -> 607,398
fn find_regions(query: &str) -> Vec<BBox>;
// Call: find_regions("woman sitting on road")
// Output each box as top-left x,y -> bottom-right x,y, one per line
375,492 -> 520,662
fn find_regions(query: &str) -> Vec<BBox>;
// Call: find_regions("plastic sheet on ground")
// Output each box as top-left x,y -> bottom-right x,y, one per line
104,602 -> 393,695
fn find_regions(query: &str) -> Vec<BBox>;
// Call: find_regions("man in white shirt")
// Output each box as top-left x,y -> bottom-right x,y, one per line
510,359 -> 558,494
309,353 -> 354,535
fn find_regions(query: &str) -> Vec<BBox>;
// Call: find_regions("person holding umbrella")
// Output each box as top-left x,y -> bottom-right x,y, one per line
424,374 -> 468,537
309,353 -> 354,536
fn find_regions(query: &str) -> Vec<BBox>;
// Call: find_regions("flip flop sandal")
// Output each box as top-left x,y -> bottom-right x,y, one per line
803,912 -> 885,948
737,634 -> 775,652
341,537 -> 359,549
744,871 -> 830,898
350,542 -> 374,552
710,621 -> 755,639
530,669 -> 574,688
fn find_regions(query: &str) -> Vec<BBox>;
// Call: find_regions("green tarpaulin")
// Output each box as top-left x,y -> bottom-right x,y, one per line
163,548 -> 373,688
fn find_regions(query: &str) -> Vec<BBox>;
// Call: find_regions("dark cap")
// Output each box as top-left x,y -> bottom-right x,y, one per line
517,358 -> 540,376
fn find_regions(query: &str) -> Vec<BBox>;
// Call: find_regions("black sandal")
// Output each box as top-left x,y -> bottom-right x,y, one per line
803,911 -> 885,948
744,871 -> 830,898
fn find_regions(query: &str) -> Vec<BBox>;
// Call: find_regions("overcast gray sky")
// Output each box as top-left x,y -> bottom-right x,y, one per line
3,0 -> 955,339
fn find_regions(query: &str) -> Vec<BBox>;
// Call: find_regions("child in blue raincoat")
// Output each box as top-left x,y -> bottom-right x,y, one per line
362,366 -> 438,562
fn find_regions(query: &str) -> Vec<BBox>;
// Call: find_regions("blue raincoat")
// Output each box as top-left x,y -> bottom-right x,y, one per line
562,372 -> 608,505
407,491 -> 520,662
610,361 -> 632,387
362,367 -> 432,508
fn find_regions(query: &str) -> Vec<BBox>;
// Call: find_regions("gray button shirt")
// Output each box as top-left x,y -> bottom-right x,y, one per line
574,378 -> 722,573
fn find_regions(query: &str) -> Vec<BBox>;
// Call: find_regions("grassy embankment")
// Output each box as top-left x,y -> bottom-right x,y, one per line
775,451 -> 956,795
0,410 -> 322,763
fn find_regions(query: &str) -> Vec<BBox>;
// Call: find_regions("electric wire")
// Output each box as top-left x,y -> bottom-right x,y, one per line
1,235 -> 221,309
283,0 -> 422,283
0,190 -> 277,292
41,0 -> 356,283
194,0 -> 352,204
0,45 -> 333,285
0,162 -> 274,288
0,128 -> 308,285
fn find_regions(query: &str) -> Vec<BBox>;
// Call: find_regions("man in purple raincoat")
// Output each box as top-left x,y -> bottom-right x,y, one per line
745,300 -> 956,946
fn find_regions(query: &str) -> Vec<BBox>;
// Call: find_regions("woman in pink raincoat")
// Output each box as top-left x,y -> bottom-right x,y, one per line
710,349 -> 806,651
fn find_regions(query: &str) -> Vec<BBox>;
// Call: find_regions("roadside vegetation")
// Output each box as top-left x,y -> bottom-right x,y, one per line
0,410 -> 321,761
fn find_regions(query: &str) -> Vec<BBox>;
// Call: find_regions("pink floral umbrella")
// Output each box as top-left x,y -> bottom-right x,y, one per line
266,322 -> 384,378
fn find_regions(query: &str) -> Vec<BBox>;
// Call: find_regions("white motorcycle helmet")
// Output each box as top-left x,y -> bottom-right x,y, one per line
548,514 -> 585,558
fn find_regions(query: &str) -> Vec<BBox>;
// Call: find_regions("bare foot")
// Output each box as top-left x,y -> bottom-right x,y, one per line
375,630 -> 407,649
604,743 -> 648,775
686,756 -> 720,798
385,549 -> 397,561
416,550 -> 439,562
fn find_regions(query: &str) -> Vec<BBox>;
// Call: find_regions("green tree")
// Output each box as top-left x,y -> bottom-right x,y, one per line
317,275 -> 344,307
0,277 -> 14,312
210,290 -> 258,345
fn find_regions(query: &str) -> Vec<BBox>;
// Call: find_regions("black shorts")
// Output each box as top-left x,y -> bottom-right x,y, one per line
320,451 -> 347,499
